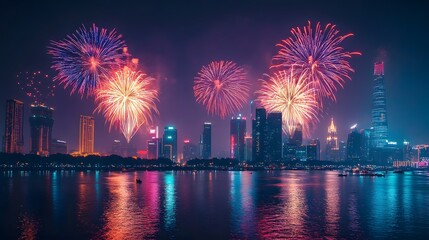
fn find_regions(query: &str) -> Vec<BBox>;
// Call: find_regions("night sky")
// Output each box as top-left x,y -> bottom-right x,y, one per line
1,0 -> 428,155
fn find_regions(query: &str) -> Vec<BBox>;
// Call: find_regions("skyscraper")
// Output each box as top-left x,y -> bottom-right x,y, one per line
244,135 -> 252,162
4,99 -> 24,154
29,104 -> 54,156
371,61 -> 388,148
325,117 -> 339,161
230,114 -> 246,161
267,112 -> 282,161
183,140 -> 198,161
79,115 -> 94,154
252,108 -> 267,162
290,124 -> 303,146
346,124 -> 363,162
147,126 -> 161,159
163,126 -> 177,162
201,122 -> 212,159
339,141 -> 347,161
307,139 -> 320,161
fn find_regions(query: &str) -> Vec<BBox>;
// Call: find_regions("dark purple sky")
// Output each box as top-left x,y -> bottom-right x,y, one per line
1,0 -> 428,155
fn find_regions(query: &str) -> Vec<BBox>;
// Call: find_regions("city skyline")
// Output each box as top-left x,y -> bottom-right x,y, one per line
0,1 -> 428,155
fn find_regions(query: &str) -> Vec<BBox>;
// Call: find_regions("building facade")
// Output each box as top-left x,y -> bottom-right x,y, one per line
29,104 -> 54,156
183,140 -> 198,162
267,112 -> 282,161
325,117 -> 339,161
346,125 -> 363,162
4,99 -> 24,154
371,61 -> 388,148
201,122 -> 212,159
79,115 -> 94,154
163,126 -> 177,162
252,108 -> 267,162
230,114 -> 246,161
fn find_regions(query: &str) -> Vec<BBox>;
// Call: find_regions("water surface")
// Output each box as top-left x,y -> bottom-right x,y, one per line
1,170 -> 428,239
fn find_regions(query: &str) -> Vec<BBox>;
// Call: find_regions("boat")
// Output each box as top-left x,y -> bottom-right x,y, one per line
375,173 -> 385,177
136,179 -> 142,184
338,171 -> 348,177
393,169 -> 405,174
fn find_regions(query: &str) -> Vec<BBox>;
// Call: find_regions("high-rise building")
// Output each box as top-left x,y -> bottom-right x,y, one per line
290,124 -> 303,147
339,141 -> 347,161
147,126 -> 161,159
163,126 -> 177,162
79,115 -> 94,154
183,140 -> 198,161
201,122 -> 212,159
4,99 -> 24,154
361,129 -> 372,161
267,112 -> 282,161
325,117 -> 339,161
371,61 -> 388,148
307,139 -> 320,161
403,140 -> 411,161
51,139 -> 68,154
346,124 -> 363,162
284,124 -> 303,160
29,104 -> 54,156
252,108 -> 267,162
111,140 -> 122,156
244,136 -> 252,162
230,114 -> 246,161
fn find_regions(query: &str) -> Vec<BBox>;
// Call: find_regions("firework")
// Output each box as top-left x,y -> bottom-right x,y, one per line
95,68 -> 159,143
48,24 -> 126,96
256,70 -> 319,137
16,71 -> 55,104
193,61 -> 249,119
272,21 -> 360,102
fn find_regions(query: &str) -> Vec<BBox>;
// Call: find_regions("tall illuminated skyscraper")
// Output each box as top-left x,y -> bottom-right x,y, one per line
79,115 -> 94,154
267,112 -> 282,161
163,126 -> 177,162
29,104 -> 54,156
371,61 -> 388,148
252,108 -> 267,162
4,99 -> 24,154
201,122 -> 211,159
147,126 -> 161,159
325,117 -> 339,161
230,114 -> 246,161
183,139 -> 197,161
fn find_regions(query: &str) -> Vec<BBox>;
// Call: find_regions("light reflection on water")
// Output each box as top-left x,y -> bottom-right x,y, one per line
1,170 -> 429,239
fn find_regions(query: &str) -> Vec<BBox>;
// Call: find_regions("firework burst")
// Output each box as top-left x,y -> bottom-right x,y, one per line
95,68 -> 158,143
48,24 -> 126,96
272,21 -> 360,102
16,71 -> 55,104
193,61 -> 249,119
256,70 -> 319,137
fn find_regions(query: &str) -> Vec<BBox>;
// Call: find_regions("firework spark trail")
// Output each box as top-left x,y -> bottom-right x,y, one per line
48,24 -> 126,96
16,71 -> 55,104
271,21 -> 360,103
95,68 -> 159,143
193,61 -> 249,119
256,70 -> 319,137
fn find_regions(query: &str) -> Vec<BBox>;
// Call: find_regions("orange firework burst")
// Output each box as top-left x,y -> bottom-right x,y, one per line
272,21 -> 360,103
193,61 -> 249,119
95,68 -> 158,142
256,70 -> 319,137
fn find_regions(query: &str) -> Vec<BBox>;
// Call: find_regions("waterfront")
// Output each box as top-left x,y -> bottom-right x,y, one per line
1,170 -> 428,239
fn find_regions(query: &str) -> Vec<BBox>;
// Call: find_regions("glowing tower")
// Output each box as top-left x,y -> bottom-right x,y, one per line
79,115 -> 94,154
371,61 -> 388,148
325,117 -> 339,161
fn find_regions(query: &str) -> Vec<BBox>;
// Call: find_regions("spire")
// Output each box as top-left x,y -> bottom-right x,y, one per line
328,117 -> 336,133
